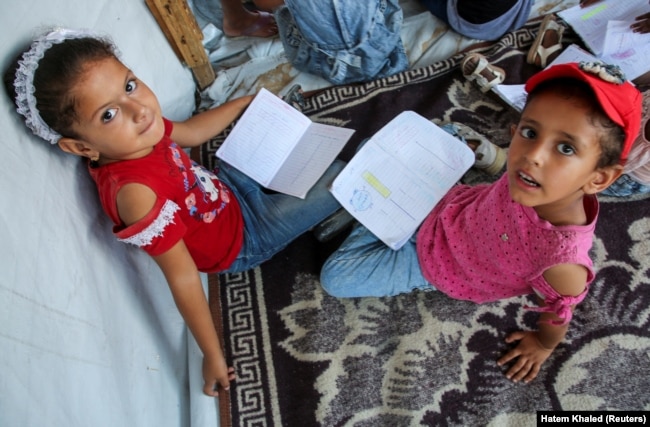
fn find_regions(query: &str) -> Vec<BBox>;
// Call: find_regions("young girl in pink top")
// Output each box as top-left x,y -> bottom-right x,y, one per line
6,28 -> 344,397
321,61 -> 642,383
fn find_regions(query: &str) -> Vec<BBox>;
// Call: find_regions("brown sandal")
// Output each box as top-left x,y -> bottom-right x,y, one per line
461,53 -> 506,93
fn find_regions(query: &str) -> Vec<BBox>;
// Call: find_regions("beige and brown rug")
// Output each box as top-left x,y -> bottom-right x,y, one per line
204,19 -> 650,426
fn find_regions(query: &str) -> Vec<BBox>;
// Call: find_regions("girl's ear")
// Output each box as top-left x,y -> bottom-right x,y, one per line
510,124 -> 517,138
583,165 -> 624,195
57,137 -> 99,160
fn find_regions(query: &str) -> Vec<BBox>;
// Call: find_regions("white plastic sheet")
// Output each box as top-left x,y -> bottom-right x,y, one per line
0,1 -> 207,426
1,1 -> 579,426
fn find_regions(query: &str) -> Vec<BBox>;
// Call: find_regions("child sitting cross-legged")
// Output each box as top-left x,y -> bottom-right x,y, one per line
320,61 -> 642,383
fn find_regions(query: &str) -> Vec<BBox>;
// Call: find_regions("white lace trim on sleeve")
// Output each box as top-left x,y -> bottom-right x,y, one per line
118,200 -> 180,247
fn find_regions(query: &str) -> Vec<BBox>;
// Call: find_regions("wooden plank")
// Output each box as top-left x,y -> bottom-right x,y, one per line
145,0 -> 216,89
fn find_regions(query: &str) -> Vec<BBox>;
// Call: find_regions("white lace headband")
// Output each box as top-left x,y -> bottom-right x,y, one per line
13,28 -> 101,144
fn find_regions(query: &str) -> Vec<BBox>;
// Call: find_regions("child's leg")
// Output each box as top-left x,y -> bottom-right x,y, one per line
219,160 -> 345,273
320,223 -> 432,298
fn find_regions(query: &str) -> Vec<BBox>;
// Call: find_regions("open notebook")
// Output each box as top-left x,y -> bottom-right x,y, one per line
216,88 -> 354,198
330,111 -> 474,250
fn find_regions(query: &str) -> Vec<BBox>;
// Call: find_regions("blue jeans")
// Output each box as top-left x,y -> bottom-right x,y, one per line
320,223 -> 432,298
600,173 -> 650,197
274,0 -> 408,84
218,160 -> 345,273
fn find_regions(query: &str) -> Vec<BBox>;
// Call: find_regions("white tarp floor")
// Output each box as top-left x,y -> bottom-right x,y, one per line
0,1 -> 576,426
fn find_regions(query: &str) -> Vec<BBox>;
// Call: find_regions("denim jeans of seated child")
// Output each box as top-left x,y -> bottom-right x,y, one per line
219,160 -> 345,274
320,223 -> 433,298
274,0 -> 408,84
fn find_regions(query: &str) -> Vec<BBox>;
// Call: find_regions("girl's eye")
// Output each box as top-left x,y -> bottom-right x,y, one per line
557,143 -> 575,155
126,79 -> 137,93
102,108 -> 118,123
520,127 -> 536,139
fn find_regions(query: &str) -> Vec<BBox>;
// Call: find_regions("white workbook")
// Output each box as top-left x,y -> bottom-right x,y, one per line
330,111 -> 474,250
217,88 -> 355,198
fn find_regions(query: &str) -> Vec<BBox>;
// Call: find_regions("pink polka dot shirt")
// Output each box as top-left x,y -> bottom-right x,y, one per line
416,174 -> 597,324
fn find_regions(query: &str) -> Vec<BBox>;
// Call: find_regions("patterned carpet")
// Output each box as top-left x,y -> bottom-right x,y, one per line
205,19 -> 650,426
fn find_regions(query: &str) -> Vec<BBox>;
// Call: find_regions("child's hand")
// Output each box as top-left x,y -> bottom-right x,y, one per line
579,0 -> 601,7
202,355 -> 236,397
497,331 -> 553,384
631,12 -> 650,34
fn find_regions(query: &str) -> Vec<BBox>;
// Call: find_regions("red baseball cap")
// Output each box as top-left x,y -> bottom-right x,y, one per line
525,62 -> 642,164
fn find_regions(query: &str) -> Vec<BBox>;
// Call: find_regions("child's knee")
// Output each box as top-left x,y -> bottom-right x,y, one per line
319,259 -> 357,298
320,264 -> 344,297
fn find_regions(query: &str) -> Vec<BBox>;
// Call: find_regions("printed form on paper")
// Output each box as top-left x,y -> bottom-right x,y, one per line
330,111 -> 474,250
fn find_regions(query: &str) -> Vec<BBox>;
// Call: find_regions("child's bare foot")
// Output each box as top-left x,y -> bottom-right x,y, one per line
222,10 -> 277,38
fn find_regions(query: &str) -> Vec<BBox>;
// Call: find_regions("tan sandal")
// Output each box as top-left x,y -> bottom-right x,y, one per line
442,122 -> 507,175
527,14 -> 564,68
461,52 -> 506,93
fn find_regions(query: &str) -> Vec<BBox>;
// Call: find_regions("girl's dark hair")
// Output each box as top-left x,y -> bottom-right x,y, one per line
524,78 -> 626,168
4,36 -> 117,138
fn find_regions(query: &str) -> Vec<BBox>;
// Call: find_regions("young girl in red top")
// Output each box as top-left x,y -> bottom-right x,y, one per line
6,28 -> 344,396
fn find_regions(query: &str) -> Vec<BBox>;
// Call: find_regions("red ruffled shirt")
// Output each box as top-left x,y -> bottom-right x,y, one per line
88,119 -> 243,272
